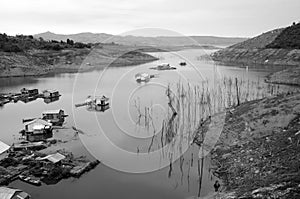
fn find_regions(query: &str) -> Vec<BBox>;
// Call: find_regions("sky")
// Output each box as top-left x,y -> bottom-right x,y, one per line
0,0 -> 300,37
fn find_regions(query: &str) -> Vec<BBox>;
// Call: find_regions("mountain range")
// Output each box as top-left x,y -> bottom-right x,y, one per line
34,31 -> 247,47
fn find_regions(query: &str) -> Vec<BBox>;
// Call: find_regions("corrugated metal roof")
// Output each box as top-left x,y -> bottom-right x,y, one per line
37,153 -> 66,164
0,187 -> 17,199
0,141 -> 10,154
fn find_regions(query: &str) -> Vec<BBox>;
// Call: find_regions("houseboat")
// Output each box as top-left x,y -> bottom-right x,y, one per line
150,63 -> 176,71
75,95 -> 110,112
21,119 -> 53,142
95,95 -> 109,106
42,109 -> 68,126
11,141 -> 47,151
44,96 -> 59,104
20,88 -> 39,97
135,73 -> 151,82
42,90 -> 60,98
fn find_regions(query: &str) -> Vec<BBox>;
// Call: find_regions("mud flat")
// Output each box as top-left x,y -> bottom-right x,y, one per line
209,92 -> 300,198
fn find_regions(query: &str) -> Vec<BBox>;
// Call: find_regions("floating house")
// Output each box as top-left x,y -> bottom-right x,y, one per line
42,109 -> 67,126
135,73 -> 151,82
0,141 -> 10,160
22,119 -> 53,142
75,96 -> 110,112
44,96 -> 59,104
0,187 -> 31,199
42,90 -> 60,98
95,95 -> 109,107
150,63 -> 176,71
20,88 -> 39,97
12,141 -> 46,151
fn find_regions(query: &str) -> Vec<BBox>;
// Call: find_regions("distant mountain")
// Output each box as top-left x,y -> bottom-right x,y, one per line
212,23 -> 300,67
35,31 -> 113,44
34,31 -> 247,47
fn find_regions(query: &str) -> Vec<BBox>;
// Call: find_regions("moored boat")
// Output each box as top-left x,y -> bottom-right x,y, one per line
18,175 -> 42,186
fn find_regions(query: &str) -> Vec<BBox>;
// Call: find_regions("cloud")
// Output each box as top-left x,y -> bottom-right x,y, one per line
0,0 -> 300,36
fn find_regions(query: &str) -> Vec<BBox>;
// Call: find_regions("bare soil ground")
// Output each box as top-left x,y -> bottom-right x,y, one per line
0,44 -> 158,77
209,92 -> 300,198
266,67 -> 300,86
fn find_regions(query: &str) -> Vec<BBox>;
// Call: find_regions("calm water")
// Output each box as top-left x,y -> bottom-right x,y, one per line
0,49 -> 296,199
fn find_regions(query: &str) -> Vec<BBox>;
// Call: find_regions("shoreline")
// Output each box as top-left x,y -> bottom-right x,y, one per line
208,92 -> 300,198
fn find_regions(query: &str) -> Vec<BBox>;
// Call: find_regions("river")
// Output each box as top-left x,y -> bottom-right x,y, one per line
0,49 -> 297,199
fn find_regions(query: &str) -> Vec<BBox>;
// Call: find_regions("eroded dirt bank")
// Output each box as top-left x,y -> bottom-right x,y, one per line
209,92 -> 300,198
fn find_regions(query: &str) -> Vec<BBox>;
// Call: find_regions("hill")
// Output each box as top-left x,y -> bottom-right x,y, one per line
0,33 -> 158,77
212,23 -> 300,67
34,32 -> 247,47
266,22 -> 300,49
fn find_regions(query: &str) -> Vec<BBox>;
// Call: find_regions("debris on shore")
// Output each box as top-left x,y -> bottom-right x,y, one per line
210,92 -> 300,198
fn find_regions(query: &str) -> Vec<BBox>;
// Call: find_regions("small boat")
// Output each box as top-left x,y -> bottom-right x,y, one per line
19,175 -> 42,186
150,63 -> 176,71
179,62 -> 187,66
135,73 -> 151,82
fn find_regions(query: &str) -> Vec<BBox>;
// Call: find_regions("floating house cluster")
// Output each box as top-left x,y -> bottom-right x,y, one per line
0,143 -> 99,188
0,88 -> 61,106
0,101 -> 99,190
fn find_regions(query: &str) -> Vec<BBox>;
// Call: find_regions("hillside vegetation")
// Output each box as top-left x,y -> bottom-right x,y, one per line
35,31 -> 247,47
266,23 -> 300,49
0,33 -> 91,52
0,33 -> 158,77
212,22 -> 300,67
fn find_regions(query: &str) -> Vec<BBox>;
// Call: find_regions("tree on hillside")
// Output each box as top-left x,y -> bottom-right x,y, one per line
67,38 -> 74,45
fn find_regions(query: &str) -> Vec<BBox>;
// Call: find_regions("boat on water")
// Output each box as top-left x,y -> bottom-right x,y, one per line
42,109 -> 68,126
135,73 -> 151,82
93,95 -> 109,107
179,62 -> 187,66
135,73 -> 157,82
75,95 -> 110,112
150,63 -> 176,71
18,175 -> 42,186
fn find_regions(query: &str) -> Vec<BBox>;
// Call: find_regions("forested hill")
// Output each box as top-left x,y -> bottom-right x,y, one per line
0,33 -> 91,52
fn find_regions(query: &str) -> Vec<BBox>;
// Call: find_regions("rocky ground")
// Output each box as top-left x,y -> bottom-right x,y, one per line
266,67 -> 300,86
208,92 -> 300,198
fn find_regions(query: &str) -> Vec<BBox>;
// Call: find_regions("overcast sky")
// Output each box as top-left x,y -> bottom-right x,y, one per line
1,0 -> 300,37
